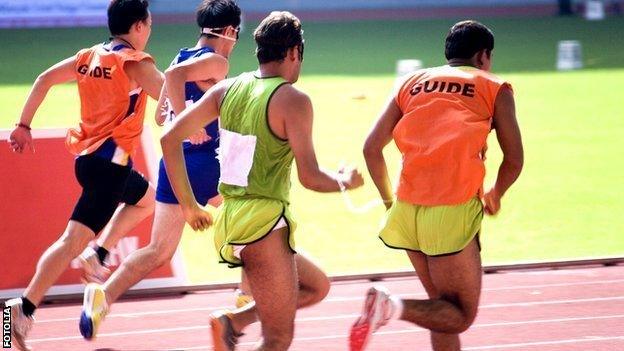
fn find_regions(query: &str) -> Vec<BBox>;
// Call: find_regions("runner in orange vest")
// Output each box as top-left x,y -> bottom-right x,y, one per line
350,20 -> 524,351
6,1 -> 163,349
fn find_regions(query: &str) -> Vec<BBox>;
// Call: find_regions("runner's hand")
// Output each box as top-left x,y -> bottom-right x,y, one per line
338,166 -> 364,190
182,205 -> 213,231
156,100 -> 169,126
9,126 -> 34,154
188,128 -> 211,145
483,188 -> 501,216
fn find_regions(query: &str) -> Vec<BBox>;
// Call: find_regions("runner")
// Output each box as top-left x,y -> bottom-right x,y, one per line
5,1 -> 162,349
78,0 -> 246,340
161,11 -> 364,351
350,20 -> 524,351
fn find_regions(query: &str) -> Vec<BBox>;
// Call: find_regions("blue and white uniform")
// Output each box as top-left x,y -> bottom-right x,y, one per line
156,46 -> 221,206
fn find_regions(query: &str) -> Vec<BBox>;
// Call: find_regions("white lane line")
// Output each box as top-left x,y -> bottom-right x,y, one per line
463,336 -> 624,350
155,335 -> 624,351
29,312 -> 624,344
36,305 -> 232,323
481,295 -> 624,308
378,278 -> 624,301
29,325 -> 207,343
241,315 -> 624,347
153,320 -> 624,350
36,293 -> 624,325
470,278 -> 624,293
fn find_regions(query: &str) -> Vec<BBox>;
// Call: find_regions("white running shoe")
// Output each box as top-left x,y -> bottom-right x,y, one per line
79,247 -> 110,284
5,298 -> 34,351
79,283 -> 109,340
349,286 -> 393,351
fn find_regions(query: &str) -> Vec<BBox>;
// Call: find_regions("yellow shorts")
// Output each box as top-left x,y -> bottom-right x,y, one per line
379,197 -> 483,256
214,197 -> 297,267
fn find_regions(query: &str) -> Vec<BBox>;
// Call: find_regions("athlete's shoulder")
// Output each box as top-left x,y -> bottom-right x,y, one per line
273,82 -> 309,107
116,47 -> 154,64
215,77 -> 238,102
217,76 -> 237,91
75,43 -> 103,57
123,55 -> 159,83
268,84 -> 312,124
477,68 -> 504,80
459,67 -> 507,86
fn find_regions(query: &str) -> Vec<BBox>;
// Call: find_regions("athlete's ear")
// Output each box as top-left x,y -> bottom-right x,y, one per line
486,49 -> 493,60
227,25 -> 239,41
134,17 -> 150,34
133,20 -> 143,34
287,46 -> 298,62
474,49 -> 485,69
484,49 -> 493,67
477,49 -> 492,71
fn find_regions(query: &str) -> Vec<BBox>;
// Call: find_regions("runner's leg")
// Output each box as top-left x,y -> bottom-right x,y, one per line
103,201 -> 185,303
294,253 -> 330,308
23,221 -> 94,305
229,253 -> 330,333
240,228 -> 297,351
407,250 -> 460,350
401,238 -> 482,351
96,176 -> 155,252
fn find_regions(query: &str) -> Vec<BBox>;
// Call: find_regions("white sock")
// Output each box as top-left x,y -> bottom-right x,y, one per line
389,294 -> 404,320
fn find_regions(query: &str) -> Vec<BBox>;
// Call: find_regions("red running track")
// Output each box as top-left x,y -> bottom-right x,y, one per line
17,264 -> 624,351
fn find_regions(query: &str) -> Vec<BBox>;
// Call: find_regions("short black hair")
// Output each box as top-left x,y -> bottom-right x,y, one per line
445,20 -> 494,60
254,11 -> 303,64
197,0 -> 241,38
108,0 -> 150,36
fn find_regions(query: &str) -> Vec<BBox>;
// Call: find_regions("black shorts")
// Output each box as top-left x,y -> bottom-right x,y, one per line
70,153 -> 149,234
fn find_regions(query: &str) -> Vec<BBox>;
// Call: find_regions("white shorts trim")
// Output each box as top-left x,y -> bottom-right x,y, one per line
232,217 -> 288,260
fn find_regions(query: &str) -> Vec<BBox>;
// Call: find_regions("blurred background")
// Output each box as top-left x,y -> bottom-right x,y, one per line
1,0 -> 623,293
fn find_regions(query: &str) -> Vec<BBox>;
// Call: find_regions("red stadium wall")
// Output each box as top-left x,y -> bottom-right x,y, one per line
0,127 -> 185,299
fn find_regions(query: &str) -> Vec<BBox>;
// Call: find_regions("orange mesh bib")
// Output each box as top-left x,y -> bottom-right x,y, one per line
394,65 -> 511,206
66,44 -> 153,156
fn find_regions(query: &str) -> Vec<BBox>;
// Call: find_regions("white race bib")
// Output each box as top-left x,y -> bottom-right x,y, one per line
217,128 -> 257,187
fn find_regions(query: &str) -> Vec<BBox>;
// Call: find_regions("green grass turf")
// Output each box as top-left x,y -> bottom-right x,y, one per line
1,16 -> 623,83
1,16 -> 623,283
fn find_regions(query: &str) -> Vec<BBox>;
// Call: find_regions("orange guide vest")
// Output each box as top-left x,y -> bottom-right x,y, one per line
66,44 -> 153,156
394,65 -> 511,206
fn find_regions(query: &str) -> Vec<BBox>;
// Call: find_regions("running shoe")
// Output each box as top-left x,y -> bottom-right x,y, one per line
210,310 -> 243,351
349,286 -> 393,351
5,298 -> 34,351
234,289 -> 254,308
79,247 -> 111,284
79,283 -> 109,340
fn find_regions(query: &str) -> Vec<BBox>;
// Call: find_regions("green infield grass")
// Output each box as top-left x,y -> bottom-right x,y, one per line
1,16 -> 622,283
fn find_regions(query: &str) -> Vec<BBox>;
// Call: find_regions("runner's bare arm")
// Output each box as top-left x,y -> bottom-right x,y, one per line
484,84 -> 524,215
10,56 -> 77,153
281,87 -> 364,192
364,96 -> 403,209
160,81 -> 228,229
165,54 -> 229,115
154,85 -> 169,126
19,56 -> 77,128
125,59 -> 164,100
